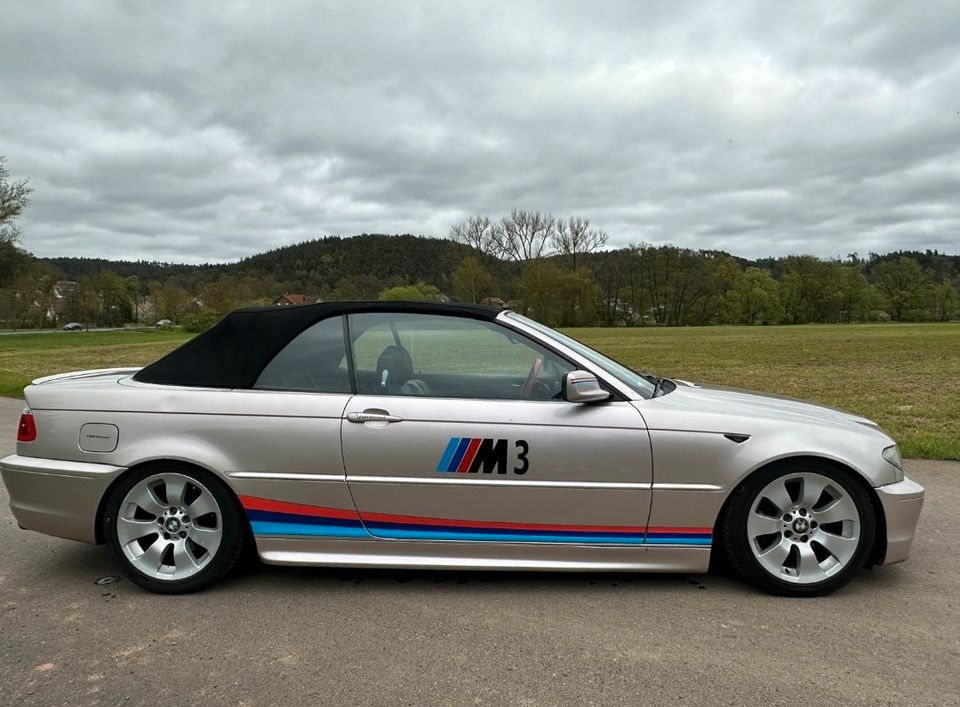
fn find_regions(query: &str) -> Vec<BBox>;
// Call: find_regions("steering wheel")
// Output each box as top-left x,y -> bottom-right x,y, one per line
521,355 -> 544,399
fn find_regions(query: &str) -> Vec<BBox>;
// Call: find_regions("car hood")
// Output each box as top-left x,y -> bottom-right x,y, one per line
637,379 -> 883,436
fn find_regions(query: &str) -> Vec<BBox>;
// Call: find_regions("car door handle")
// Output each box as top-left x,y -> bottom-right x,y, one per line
346,410 -> 402,424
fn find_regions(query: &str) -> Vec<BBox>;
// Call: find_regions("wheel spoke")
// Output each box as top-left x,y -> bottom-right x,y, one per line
747,511 -> 781,538
139,538 -> 169,572
185,492 -> 217,519
813,530 -> 858,564
796,543 -> 827,582
755,537 -> 791,576
116,517 -> 156,545
127,485 -> 166,517
811,496 -> 858,525
163,476 -> 187,507
172,540 -> 200,571
761,479 -> 793,515
187,524 -> 221,554
799,476 -> 828,509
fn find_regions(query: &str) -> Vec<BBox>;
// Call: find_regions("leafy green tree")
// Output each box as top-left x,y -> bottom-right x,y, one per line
871,257 -> 932,321
451,256 -> 494,303
330,274 -> 383,300
83,270 -> 134,326
378,282 -> 444,302
725,267 -> 783,324
149,279 -> 193,323
931,280 -> 960,321
517,260 -> 598,326
182,308 -> 221,332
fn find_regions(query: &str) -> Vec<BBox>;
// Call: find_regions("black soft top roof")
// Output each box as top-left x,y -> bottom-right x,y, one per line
133,300 -> 502,388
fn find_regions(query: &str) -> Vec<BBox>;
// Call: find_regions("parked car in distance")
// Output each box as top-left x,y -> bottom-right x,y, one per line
0,301 -> 924,596
62,322 -> 83,331
155,319 -> 173,328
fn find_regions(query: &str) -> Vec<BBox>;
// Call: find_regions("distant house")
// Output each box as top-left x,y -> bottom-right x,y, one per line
273,294 -> 307,306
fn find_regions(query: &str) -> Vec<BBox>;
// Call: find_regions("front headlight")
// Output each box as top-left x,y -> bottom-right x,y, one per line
882,444 -> 903,471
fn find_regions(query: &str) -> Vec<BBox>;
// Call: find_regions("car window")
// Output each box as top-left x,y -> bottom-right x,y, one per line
254,315 -> 351,393
505,312 -> 657,398
348,312 -> 574,400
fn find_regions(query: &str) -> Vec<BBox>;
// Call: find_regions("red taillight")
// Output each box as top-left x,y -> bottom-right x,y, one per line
17,411 -> 36,442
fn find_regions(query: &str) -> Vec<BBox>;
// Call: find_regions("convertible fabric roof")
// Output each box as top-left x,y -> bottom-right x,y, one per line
133,300 -> 501,388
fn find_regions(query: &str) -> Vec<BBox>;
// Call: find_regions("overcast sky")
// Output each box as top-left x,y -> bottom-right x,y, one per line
2,1 -> 959,263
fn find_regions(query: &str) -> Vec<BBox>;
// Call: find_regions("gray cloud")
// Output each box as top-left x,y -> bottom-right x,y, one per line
1,0 -> 959,263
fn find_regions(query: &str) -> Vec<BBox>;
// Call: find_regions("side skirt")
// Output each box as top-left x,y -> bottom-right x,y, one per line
256,537 -> 711,573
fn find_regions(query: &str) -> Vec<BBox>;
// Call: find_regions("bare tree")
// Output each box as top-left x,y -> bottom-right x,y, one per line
450,215 -> 500,256
0,155 -> 32,244
553,216 -> 608,270
496,209 -> 557,261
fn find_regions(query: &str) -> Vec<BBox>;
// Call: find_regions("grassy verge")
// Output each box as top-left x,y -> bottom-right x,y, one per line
0,330 -> 190,398
0,323 -> 956,460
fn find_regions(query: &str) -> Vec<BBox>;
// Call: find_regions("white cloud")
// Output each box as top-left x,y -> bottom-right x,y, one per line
1,0 -> 959,263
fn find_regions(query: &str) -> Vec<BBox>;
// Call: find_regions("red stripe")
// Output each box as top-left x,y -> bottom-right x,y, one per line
646,527 -> 712,535
456,438 -> 482,473
239,495 -> 360,520
240,496 -> 711,535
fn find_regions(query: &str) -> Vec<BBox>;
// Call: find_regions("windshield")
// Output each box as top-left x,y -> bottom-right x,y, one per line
504,313 -> 658,398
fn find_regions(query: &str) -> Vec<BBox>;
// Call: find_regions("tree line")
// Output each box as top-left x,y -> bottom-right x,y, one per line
1,156 -> 958,329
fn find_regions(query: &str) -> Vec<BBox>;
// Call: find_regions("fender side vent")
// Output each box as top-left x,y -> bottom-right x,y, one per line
724,433 -> 750,444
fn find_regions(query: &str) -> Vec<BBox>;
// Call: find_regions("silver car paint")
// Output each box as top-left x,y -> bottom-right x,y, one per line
0,313 -> 924,573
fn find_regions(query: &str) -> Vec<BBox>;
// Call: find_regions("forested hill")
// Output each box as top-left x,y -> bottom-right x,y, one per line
232,234 -> 503,290
42,257 -> 218,282
42,234 -> 501,288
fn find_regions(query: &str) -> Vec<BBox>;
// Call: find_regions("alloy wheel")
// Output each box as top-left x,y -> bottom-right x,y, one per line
746,472 -> 861,584
116,472 -> 223,581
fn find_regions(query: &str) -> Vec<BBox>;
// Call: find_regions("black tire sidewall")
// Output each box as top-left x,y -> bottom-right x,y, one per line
723,460 -> 876,597
103,462 -> 245,594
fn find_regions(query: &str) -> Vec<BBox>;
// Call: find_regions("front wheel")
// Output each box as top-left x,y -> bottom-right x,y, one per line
721,461 -> 876,597
103,463 -> 246,594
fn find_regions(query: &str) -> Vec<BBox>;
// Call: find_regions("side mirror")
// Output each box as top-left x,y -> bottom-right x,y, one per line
564,370 -> 610,403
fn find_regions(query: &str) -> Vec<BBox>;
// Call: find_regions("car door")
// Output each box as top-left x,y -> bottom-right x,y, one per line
341,312 -> 652,544
220,315 -> 364,539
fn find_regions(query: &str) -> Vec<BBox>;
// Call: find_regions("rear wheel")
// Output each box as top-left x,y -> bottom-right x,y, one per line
103,463 -> 246,593
721,461 -> 875,597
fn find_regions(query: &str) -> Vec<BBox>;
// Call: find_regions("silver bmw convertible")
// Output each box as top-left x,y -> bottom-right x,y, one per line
0,301 -> 923,595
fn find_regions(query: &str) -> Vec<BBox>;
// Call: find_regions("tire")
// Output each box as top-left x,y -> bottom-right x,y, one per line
103,462 -> 246,594
721,460 -> 876,597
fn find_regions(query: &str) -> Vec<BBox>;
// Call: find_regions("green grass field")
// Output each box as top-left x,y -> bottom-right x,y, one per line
0,323 -> 957,460
568,323 -> 960,461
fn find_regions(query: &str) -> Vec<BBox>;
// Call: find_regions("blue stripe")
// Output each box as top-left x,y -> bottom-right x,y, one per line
436,437 -> 461,472
250,520 -> 712,545
446,437 -> 472,472
247,509 -> 364,528
366,521 -> 643,539
250,521 -> 371,538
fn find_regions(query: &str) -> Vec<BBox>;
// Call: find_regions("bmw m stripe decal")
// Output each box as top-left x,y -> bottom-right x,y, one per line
240,496 -> 712,545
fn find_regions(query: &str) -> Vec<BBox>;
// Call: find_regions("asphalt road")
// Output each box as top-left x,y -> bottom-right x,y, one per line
0,327 -> 137,336
0,397 -> 957,705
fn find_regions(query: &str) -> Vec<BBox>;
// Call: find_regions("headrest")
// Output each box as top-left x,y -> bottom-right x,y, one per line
376,345 -> 414,392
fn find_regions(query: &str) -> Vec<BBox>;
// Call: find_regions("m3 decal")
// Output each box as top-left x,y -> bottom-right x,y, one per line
436,437 -> 529,475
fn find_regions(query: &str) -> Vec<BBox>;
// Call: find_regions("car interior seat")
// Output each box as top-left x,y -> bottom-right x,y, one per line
375,345 -> 430,395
